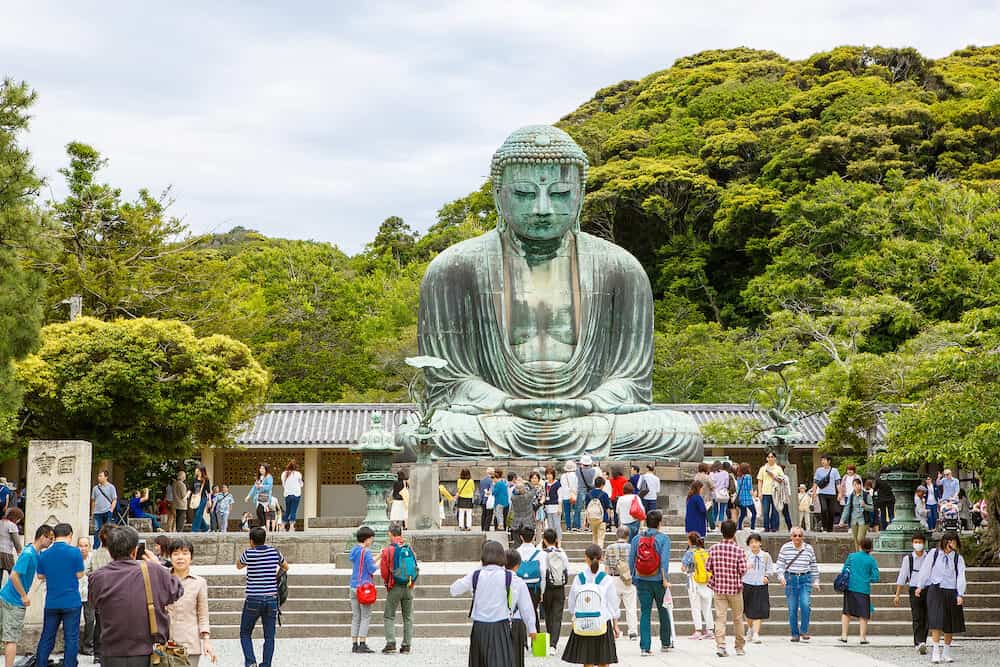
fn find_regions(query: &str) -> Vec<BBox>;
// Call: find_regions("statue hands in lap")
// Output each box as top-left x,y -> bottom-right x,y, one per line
406,125 -> 702,460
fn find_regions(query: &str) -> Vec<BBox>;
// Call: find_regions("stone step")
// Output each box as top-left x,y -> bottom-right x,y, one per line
208,606 -> 1000,627
207,592 -> 1000,613
210,619 -> 1000,640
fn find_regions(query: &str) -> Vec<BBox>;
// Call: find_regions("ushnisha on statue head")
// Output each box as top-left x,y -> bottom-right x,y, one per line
490,125 -> 589,241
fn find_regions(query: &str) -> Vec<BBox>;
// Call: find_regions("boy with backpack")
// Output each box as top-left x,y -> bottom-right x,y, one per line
380,524 -> 419,654
680,531 -> 714,640
540,529 -> 570,655
604,526 -> 638,641
586,477 -> 613,547
629,509 -> 672,656
514,527 -> 545,633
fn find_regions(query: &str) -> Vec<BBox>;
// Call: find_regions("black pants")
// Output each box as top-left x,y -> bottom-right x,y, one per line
819,494 -> 839,532
541,585 -> 566,648
81,601 -> 95,653
257,503 -> 267,528
510,618 -> 527,667
877,502 -> 895,529
909,586 -> 928,646
481,506 -> 493,532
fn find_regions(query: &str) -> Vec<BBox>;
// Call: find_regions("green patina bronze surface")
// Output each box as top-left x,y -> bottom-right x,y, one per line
875,470 -> 928,553
352,412 -> 401,543
400,125 -> 702,460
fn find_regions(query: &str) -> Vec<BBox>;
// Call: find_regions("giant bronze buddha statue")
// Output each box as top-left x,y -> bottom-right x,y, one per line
409,125 -> 702,460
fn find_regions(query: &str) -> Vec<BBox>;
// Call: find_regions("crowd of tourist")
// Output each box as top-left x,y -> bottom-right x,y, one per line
0,450 -> 981,666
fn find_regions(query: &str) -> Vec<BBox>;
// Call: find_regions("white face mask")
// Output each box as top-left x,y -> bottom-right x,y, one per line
913,542 -> 925,552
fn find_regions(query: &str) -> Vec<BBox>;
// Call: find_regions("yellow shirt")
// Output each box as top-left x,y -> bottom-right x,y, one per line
757,464 -> 782,495
456,478 -> 476,500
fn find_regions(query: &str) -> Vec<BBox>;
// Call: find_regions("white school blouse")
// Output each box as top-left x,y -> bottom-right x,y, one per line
568,569 -> 620,626
451,565 -> 535,623
912,548 -> 967,596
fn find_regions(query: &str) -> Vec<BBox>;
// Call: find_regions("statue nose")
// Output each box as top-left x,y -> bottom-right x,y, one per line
533,188 -> 554,216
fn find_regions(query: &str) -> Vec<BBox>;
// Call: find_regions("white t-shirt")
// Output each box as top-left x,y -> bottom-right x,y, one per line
282,470 -> 303,497
616,493 -> 639,524
559,472 -> 578,501
641,472 -> 661,498
841,474 -> 859,504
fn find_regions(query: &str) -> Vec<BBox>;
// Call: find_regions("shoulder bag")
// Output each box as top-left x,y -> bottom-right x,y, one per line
355,547 -> 377,605
139,561 -> 188,667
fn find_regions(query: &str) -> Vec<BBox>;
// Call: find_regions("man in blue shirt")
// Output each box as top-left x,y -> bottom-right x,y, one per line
35,523 -> 85,667
0,525 -> 54,667
90,471 -> 117,549
238,527 -> 289,667
629,509 -> 672,656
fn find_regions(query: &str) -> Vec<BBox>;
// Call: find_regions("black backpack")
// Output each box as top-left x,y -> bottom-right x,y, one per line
276,568 -> 289,626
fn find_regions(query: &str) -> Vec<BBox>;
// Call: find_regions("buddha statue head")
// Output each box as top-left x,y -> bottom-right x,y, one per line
491,125 -> 589,242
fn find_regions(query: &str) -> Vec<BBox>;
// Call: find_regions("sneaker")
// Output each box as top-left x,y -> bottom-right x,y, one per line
801,634 -> 811,641
352,644 -> 359,654
357,643 -> 375,654
716,646 -> 729,657
641,650 -> 653,657
548,647 -> 556,656
661,645 -> 670,653
629,633 -> 638,641
689,631 -> 704,640
382,644 -> 397,654
736,648 -> 746,656
918,643 -> 928,655
942,645 -> 954,663
400,645 -> 411,654
752,633 -> 762,644
931,644 -> 942,664
790,636 -> 800,642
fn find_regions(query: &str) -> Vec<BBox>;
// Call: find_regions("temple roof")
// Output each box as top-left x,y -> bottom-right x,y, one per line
231,403 -> 896,449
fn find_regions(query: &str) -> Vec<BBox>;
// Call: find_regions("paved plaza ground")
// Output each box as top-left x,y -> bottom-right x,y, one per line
211,636 -> 1000,666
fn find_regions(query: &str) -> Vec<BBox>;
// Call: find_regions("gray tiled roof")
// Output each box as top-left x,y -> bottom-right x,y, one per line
233,402 -> 894,449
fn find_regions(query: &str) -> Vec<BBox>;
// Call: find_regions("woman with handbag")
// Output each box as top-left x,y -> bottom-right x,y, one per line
349,526 -> 380,653
167,538 -> 217,665
839,536 -> 880,644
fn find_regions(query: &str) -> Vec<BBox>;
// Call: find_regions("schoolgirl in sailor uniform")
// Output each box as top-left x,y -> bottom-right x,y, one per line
914,531 -> 967,664
563,544 -> 620,666
450,541 -> 535,667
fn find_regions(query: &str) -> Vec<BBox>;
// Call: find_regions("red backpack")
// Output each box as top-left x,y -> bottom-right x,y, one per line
634,535 -> 661,576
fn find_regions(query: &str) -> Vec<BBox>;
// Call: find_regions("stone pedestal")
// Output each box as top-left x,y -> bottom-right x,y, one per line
24,440 -> 93,639
409,462 -> 440,530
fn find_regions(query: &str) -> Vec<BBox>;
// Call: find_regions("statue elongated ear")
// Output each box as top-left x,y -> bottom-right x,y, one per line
493,178 -> 507,233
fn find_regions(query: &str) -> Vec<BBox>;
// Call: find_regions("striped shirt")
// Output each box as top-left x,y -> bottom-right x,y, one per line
774,542 -> 820,579
239,545 -> 285,598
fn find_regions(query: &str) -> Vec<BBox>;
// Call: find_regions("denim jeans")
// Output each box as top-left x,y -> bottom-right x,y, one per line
37,606 -> 82,667
240,596 -> 278,667
574,493 -> 587,530
713,500 -> 729,527
737,504 -> 757,530
760,494 -> 777,532
627,521 -> 640,542
635,579 -> 671,652
216,509 -> 230,532
561,499 -> 574,530
132,511 -> 160,531
284,495 -> 301,528
784,573 -> 813,637
190,495 -> 209,532
927,504 -> 939,530
642,498 -> 657,514
93,512 -> 113,548
877,502 -> 895,530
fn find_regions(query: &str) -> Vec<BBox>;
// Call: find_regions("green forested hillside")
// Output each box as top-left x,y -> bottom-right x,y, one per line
5,46 -> 1000,483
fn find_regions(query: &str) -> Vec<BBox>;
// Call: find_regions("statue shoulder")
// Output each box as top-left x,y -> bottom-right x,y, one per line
424,231 -> 497,278
576,232 -> 649,282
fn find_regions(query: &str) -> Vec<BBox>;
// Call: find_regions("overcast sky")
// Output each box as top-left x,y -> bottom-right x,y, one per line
3,2 -> 997,253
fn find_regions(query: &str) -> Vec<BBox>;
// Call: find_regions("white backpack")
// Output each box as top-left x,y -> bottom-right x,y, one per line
572,571 -> 608,637
546,547 -> 568,588
586,497 -> 605,522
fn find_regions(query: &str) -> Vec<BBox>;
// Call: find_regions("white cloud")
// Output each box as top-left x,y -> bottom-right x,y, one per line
2,0 -> 998,252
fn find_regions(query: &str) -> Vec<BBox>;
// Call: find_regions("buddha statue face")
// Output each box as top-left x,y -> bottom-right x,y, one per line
496,162 -> 582,241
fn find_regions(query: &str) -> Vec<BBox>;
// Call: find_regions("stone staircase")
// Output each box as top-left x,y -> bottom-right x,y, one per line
205,532 -> 1000,639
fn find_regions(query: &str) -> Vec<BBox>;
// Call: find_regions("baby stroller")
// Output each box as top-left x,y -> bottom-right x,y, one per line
938,497 -> 961,533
